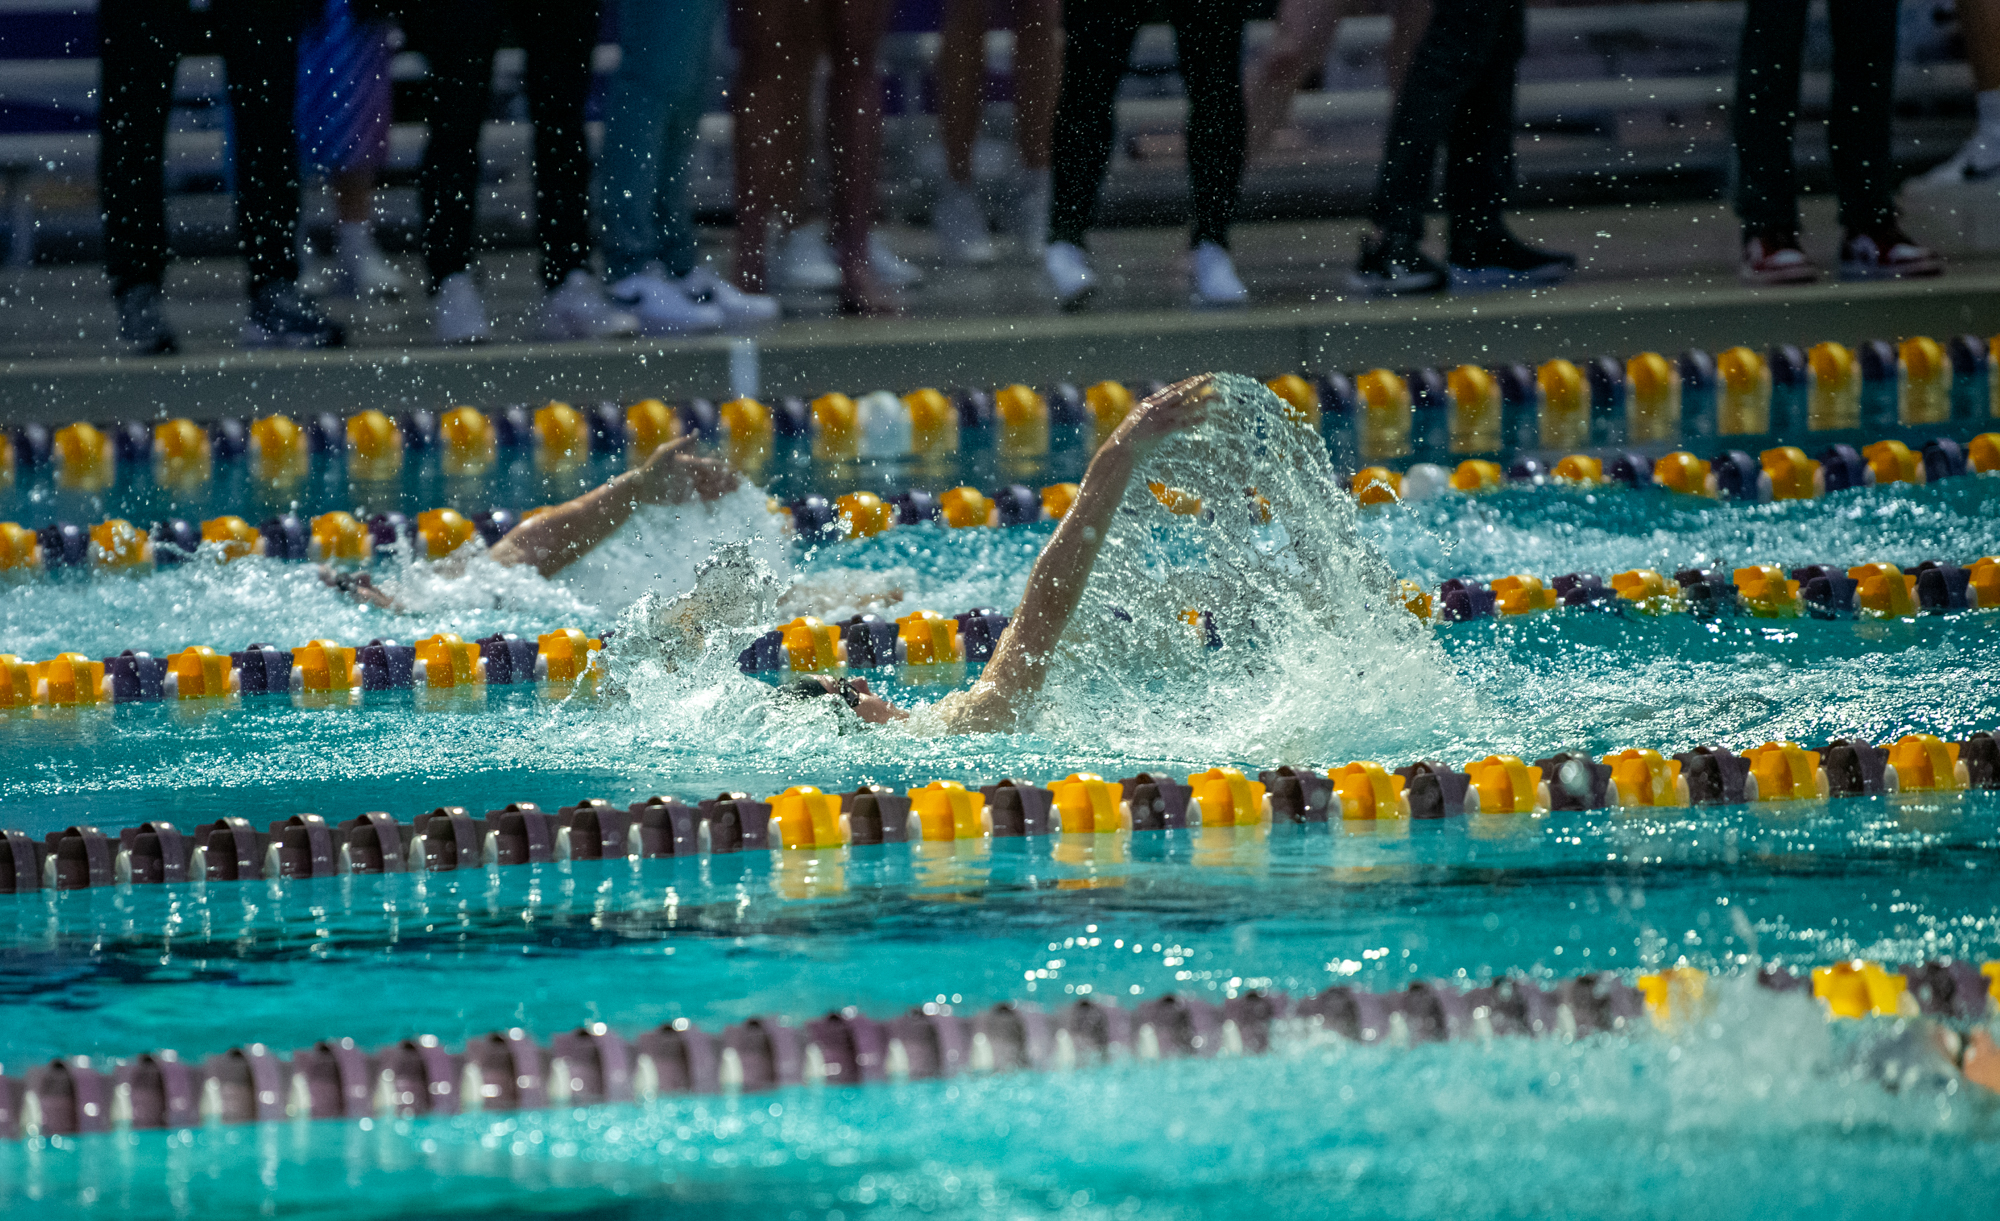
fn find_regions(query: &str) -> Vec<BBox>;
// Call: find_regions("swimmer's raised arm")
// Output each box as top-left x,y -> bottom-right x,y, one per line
940,374 -> 1215,733
488,438 -> 739,577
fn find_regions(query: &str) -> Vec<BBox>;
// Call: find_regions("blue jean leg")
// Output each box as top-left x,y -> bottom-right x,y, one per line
595,0 -> 727,281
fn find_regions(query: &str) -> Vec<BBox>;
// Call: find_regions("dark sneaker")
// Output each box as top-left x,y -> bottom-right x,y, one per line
1448,233 -> 1575,290
1739,232 -> 1819,286
242,280 -> 346,349
116,283 -> 179,356
1839,225 -> 1943,281
1349,231 -> 1446,296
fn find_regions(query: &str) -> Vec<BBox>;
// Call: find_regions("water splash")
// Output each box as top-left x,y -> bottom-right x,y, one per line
557,483 -> 793,611
1028,373 -> 1460,762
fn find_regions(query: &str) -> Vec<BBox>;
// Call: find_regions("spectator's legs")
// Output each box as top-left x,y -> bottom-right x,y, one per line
1440,0 -> 1523,252
1384,0 -> 1430,93
1368,0 -> 1499,244
333,174 -> 375,224
825,0 -> 896,312
513,0 -> 603,290
1823,0 -> 1899,234
1916,0 -> 2000,181
598,0 -> 729,282
1169,0 -> 1248,250
938,0 -> 1060,262
732,0 -> 821,292
1732,0 -> 1811,242
938,1 -> 1061,178
939,0 -> 988,186
1963,0 -> 2000,90
97,0 -> 184,296
405,5 -> 496,291
1244,0 -> 1346,162
297,0 -> 402,298
658,0 -> 728,280
213,0 -> 303,293
1011,0 -> 1062,174
1047,0 -> 1144,249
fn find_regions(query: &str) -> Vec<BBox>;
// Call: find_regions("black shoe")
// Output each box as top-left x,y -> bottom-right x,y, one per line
1448,233 -> 1576,290
116,283 -> 179,356
241,280 -> 346,349
1349,232 -> 1447,296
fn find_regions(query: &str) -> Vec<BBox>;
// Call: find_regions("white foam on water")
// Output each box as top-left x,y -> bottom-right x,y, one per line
556,482 -> 793,613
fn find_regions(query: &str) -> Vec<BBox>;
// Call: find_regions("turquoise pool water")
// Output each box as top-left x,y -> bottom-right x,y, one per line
2,386 -> 1998,1218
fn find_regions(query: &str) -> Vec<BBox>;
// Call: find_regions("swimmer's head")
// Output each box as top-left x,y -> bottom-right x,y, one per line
775,674 -> 907,725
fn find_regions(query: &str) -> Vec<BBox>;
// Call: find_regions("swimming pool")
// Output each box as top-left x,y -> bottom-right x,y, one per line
2,372 -> 1998,1219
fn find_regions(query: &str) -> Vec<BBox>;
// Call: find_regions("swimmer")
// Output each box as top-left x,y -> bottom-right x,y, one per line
1859,1019 -> 2000,1097
790,373 -> 1215,732
328,374 -> 1216,732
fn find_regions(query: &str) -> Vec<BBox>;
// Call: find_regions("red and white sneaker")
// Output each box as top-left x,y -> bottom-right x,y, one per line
1739,233 -> 1819,286
1839,226 -> 1944,281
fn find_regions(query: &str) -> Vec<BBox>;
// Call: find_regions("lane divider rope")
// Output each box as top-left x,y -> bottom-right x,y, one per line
2,731 -> 1994,896
0,958 -> 1992,1139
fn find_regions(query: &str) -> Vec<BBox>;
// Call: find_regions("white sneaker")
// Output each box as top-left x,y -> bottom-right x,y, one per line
538,269 -> 641,341
337,222 -> 409,300
434,270 -> 490,345
1912,133 -> 2000,189
868,233 -> 924,288
932,177 -> 996,266
1014,167 -> 1051,258
1190,240 -> 1248,308
609,267 -> 726,337
683,264 -> 782,328
774,222 -> 844,292
299,249 -> 340,298
1044,240 -> 1096,309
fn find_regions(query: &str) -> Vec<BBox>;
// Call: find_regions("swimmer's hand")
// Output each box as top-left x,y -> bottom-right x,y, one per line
1105,373 -> 1215,457
796,673 -> 908,724
627,437 -> 739,506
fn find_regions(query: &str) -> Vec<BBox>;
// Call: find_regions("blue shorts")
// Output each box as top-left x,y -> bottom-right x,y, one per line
296,0 -> 394,175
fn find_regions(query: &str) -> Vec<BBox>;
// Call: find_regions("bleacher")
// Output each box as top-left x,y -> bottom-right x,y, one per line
0,0 -> 1976,266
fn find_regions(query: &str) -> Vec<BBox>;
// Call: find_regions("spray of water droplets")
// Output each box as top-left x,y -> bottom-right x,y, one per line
1020,373 -> 1462,762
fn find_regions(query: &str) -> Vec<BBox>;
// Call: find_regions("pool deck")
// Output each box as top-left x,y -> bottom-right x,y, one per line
2,198 -> 1997,426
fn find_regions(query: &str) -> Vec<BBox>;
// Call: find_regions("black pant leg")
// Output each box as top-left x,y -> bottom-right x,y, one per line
1368,0 -> 1507,242
1825,0 -> 1899,232
1169,0 -> 1247,249
1732,0 -> 1811,238
97,0 -> 185,295
214,0 -> 302,291
1047,0 -> 1145,248
513,0 -> 602,288
1441,0 -> 1524,249
406,3 -> 498,290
